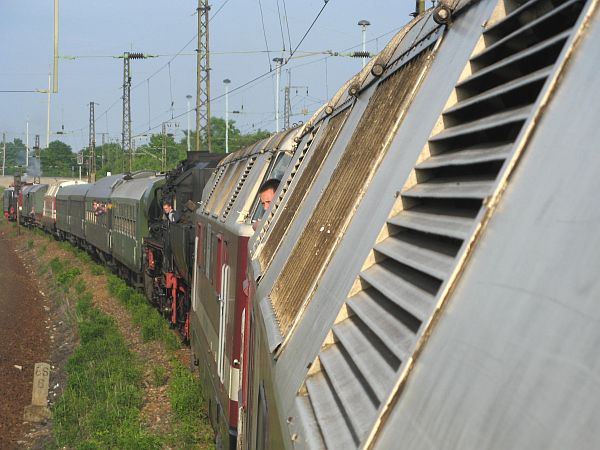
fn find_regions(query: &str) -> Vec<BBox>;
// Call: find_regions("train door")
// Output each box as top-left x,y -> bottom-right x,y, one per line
216,234 -> 230,382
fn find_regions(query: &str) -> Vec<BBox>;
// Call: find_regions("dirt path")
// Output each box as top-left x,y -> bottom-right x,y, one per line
0,230 -> 50,449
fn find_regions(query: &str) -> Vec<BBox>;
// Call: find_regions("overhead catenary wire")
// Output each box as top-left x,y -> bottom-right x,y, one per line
282,0 -> 293,57
287,0 -> 331,62
134,22 -> 404,138
257,0 -> 273,70
79,7 -> 402,147
275,0 -> 287,52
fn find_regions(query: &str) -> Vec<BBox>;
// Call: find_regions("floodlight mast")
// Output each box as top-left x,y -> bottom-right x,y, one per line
358,20 -> 371,68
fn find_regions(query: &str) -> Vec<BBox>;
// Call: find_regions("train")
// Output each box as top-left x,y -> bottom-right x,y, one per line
5,0 -> 600,448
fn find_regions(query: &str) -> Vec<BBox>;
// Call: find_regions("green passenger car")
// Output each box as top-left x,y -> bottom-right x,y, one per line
110,172 -> 164,282
84,174 -> 125,260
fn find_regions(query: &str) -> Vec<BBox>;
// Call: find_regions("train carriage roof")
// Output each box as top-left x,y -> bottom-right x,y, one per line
85,174 -> 126,200
110,172 -> 164,207
26,184 -> 48,194
56,182 -> 92,200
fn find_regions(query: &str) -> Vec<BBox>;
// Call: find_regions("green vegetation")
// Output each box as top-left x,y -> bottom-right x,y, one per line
90,264 -> 104,276
4,116 -> 271,179
93,117 -> 270,178
27,239 -> 34,249
107,275 -> 180,350
168,360 -> 214,448
152,366 -> 168,387
13,224 -> 214,448
48,258 -> 160,449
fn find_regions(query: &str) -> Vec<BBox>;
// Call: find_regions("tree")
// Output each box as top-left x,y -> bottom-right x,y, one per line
40,140 -> 76,177
185,117 -> 271,154
92,117 -> 273,179
2,138 -> 26,175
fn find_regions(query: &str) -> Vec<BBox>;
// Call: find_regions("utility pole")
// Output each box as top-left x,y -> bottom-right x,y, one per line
122,52 -> 147,172
162,122 -> 167,172
273,57 -> 284,132
26,120 -> 29,170
46,69 -> 52,148
283,72 -> 308,130
2,133 -> 5,177
100,132 -> 107,173
53,0 -> 59,93
186,94 -> 192,153
34,135 -> 40,160
196,0 -> 211,152
122,53 -> 132,172
88,102 -> 96,182
223,79 -> 231,153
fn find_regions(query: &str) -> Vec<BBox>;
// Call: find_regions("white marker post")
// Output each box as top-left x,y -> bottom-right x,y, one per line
23,362 -> 52,422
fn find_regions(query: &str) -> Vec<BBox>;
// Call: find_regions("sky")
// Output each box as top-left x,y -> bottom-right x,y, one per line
1,0 -> 417,152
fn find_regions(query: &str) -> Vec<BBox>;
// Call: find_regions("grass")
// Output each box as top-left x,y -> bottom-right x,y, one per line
152,366 -> 168,387
53,293 -> 161,449
168,360 -> 214,448
48,258 -> 161,449
10,222 -> 215,448
107,274 -> 180,351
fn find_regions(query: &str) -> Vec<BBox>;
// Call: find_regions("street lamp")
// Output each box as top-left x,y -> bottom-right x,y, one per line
223,79 -> 231,154
358,19 -> 371,68
273,57 -> 284,132
186,94 -> 192,153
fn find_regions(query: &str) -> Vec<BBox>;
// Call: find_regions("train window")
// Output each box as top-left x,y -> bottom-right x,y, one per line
215,235 -> 229,296
204,224 -> 212,280
196,224 -> 204,268
269,152 -> 292,181
248,152 -> 292,224
209,237 -> 216,285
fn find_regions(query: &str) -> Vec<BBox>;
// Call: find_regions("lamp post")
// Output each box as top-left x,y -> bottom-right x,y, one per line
273,57 -> 284,132
358,19 -> 371,68
223,79 -> 231,153
186,94 -> 192,153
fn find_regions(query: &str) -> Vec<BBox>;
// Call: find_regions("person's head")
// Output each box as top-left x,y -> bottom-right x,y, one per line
258,179 -> 279,211
163,201 -> 173,214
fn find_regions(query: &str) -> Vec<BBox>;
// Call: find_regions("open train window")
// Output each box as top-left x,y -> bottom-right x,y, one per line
249,151 -> 292,224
